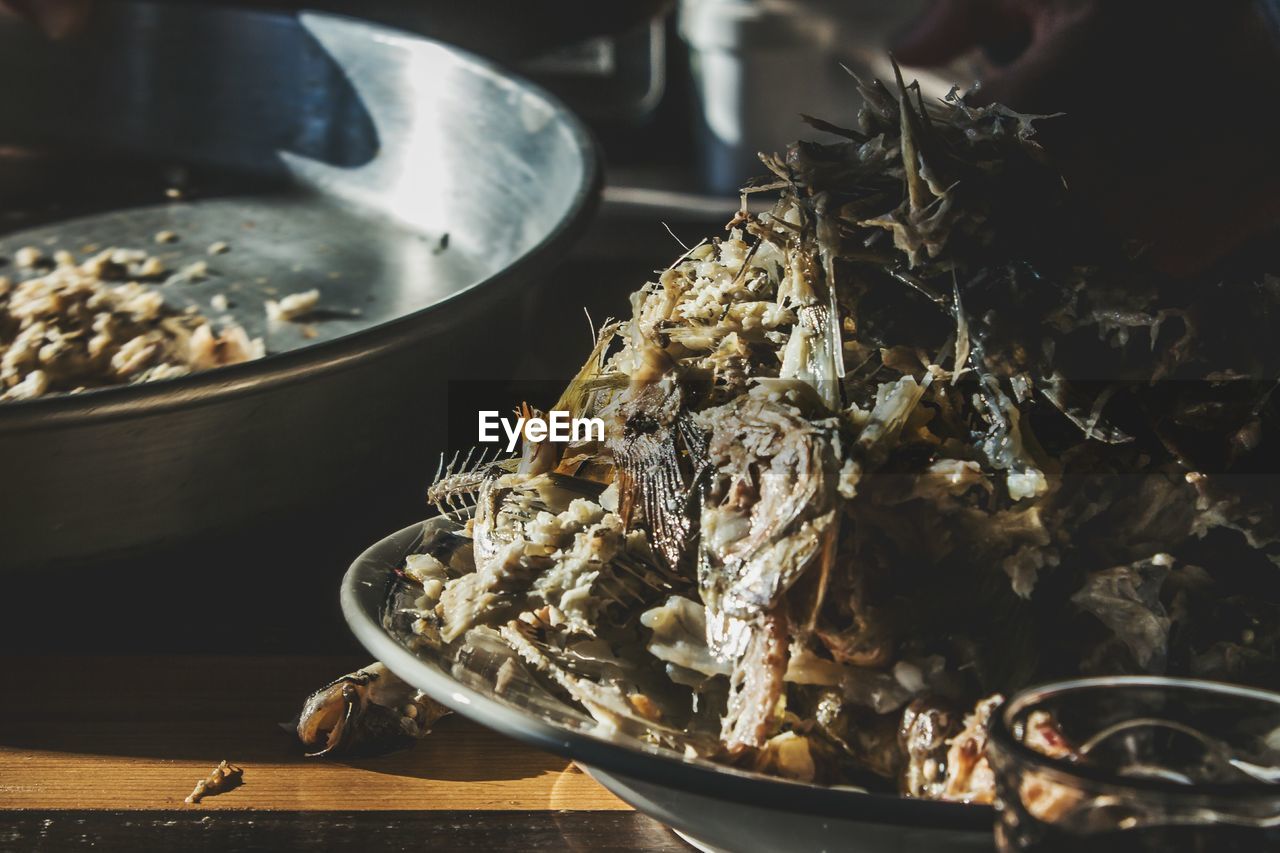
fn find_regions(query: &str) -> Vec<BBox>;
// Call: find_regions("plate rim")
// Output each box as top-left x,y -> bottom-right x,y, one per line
341,520 -> 994,833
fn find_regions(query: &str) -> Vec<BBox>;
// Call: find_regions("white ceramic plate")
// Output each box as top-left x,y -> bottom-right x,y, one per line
342,519 -> 995,853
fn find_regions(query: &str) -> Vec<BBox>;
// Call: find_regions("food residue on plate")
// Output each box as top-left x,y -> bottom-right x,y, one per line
175,260 -> 210,282
137,256 -> 168,278
0,245 -> 263,401
266,289 -> 320,323
14,246 -> 45,268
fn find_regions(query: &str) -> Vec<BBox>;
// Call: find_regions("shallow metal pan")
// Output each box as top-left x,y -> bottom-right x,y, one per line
0,4 -> 599,569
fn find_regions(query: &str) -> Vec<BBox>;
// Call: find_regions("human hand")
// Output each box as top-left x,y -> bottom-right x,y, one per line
895,0 -> 1280,275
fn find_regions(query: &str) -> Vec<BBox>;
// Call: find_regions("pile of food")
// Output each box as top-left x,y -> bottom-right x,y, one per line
0,244 -> 262,401
387,71 -> 1279,801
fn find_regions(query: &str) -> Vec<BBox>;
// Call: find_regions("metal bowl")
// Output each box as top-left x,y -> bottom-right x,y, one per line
0,4 -> 598,569
342,519 -> 994,853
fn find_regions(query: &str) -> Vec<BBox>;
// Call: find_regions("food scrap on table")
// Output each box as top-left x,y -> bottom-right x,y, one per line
296,662 -> 451,758
184,760 -> 243,804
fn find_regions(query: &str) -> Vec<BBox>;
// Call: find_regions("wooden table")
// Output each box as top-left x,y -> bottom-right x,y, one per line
0,656 -> 689,851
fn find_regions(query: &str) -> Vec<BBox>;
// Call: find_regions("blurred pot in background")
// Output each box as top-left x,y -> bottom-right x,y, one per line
679,0 -> 968,194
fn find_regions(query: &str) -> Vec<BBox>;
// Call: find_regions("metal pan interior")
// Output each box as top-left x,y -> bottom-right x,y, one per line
0,5 -> 598,568
0,2 -> 596,397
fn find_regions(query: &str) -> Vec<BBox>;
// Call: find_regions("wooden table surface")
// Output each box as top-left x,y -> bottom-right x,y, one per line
0,656 -> 689,852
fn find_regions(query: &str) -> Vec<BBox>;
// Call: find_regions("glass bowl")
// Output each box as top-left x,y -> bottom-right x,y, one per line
987,676 -> 1280,852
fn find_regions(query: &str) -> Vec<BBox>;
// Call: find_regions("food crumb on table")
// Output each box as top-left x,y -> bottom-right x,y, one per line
184,760 -> 243,804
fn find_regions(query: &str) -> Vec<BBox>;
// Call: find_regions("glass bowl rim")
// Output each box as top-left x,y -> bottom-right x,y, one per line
988,675 -> 1280,801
